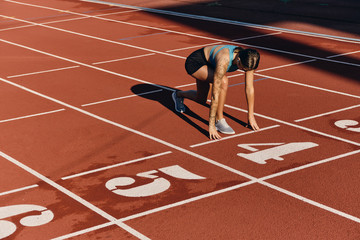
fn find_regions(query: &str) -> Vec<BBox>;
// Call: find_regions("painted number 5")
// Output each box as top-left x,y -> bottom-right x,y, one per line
105,165 -> 205,197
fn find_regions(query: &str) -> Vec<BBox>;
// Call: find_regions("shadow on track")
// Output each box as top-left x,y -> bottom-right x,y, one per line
131,83 -> 249,138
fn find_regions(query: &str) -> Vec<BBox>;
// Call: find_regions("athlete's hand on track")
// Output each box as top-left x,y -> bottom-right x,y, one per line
209,125 -> 222,140
248,115 -> 260,131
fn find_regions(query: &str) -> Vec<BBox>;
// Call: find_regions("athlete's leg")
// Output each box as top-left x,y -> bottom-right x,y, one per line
177,65 -> 214,104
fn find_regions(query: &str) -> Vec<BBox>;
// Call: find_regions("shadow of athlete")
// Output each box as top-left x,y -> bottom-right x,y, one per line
131,84 -> 248,139
173,44 -> 261,140
131,84 -> 209,138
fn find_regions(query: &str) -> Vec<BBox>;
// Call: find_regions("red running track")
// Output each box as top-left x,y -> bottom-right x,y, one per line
0,0 -> 359,239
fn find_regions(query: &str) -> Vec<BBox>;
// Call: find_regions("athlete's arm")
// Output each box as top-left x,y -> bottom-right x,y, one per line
209,55 -> 227,140
244,70 -> 260,131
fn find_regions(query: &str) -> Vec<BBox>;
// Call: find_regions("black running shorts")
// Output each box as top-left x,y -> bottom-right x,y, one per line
184,48 -> 208,75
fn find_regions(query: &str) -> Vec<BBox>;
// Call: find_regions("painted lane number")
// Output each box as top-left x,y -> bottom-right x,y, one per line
0,204 -> 54,239
105,165 -> 205,197
335,120 -> 360,133
238,142 -> 319,164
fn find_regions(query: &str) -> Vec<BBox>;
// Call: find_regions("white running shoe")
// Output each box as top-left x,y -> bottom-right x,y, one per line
215,118 -> 235,134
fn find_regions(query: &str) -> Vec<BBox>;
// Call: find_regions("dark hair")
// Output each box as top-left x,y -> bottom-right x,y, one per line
237,48 -> 260,71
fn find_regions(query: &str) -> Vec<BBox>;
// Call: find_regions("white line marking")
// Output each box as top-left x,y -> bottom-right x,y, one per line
261,180 -> 360,223
0,14 -> 186,60
120,151 -> 360,225
0,150 -> 150,240
6,0 -> 360,68
0,10 -> 139,32
0,38 -> 175,92
120,180 -> 257,222
260,149 -> 360,181
1,13 -> 358,147
166,41 -> 222,53
232,32 -> 282,41
57,150 -> 360,233
295,104 -> 360,122
80,0 -> 360,44
62,151 -> 172,180
81,89 -> 163,107
223,103 -> 360,146
327,50 -> 360,59
3,3 -> 360,227
53,180 -> 257,239
174,83 -> 196,88
255,73 -> 360,99
0,73 -> 257,181
7,66 -> 80,79
92,53 -> 155,65
256,59 -> 317,72
0,184 -> 38,196
51,222 -> 115,240
265,180 -> 360,223
190,125 -> 280,148
0,109 -> 65,124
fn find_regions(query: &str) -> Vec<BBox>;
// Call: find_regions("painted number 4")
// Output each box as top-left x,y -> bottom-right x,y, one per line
237,142 -> 319,164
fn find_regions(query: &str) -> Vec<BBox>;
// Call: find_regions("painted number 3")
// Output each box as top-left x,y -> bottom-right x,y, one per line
335,120 -> 360,133
105,165 -> 205,197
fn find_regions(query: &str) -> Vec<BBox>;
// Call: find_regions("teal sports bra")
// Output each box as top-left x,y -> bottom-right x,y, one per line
208,45 -> 239,72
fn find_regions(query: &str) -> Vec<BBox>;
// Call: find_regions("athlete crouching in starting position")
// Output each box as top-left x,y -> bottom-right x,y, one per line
172,44 -> 261,140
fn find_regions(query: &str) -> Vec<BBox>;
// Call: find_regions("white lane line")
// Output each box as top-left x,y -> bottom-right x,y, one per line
53,180 -> 257,239
260,149 -> 360,181
3,61 -> 359,229
166,41 -> 222,53
7,66 -> 80,79
190,125 -> 280,148
92,53 -> 155,65
0,150 -> 150,240
120,180 -> 257,222
0,14 -> 186,60
0,38 -> 175,92
80,0 -> 360,44
255,73 -> 360,99
224,103 -> 360,146
62,151 -> 172,180
6,0 -> 360,68
81,89 -> 163,107
0,184 -> 38,196
295,104 -> 360,122
0,10 -> 139,32
232,32 -> 282,41
327,50 -> 360,59
2,39 -> 360,234
0,73 -> 257,181
256,59 -> 317,72
60,147 -> 360,240
119,151 -> 360,225
51,222 -> 115,240
0,109 -> 66,123
261,180 -> 360,223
